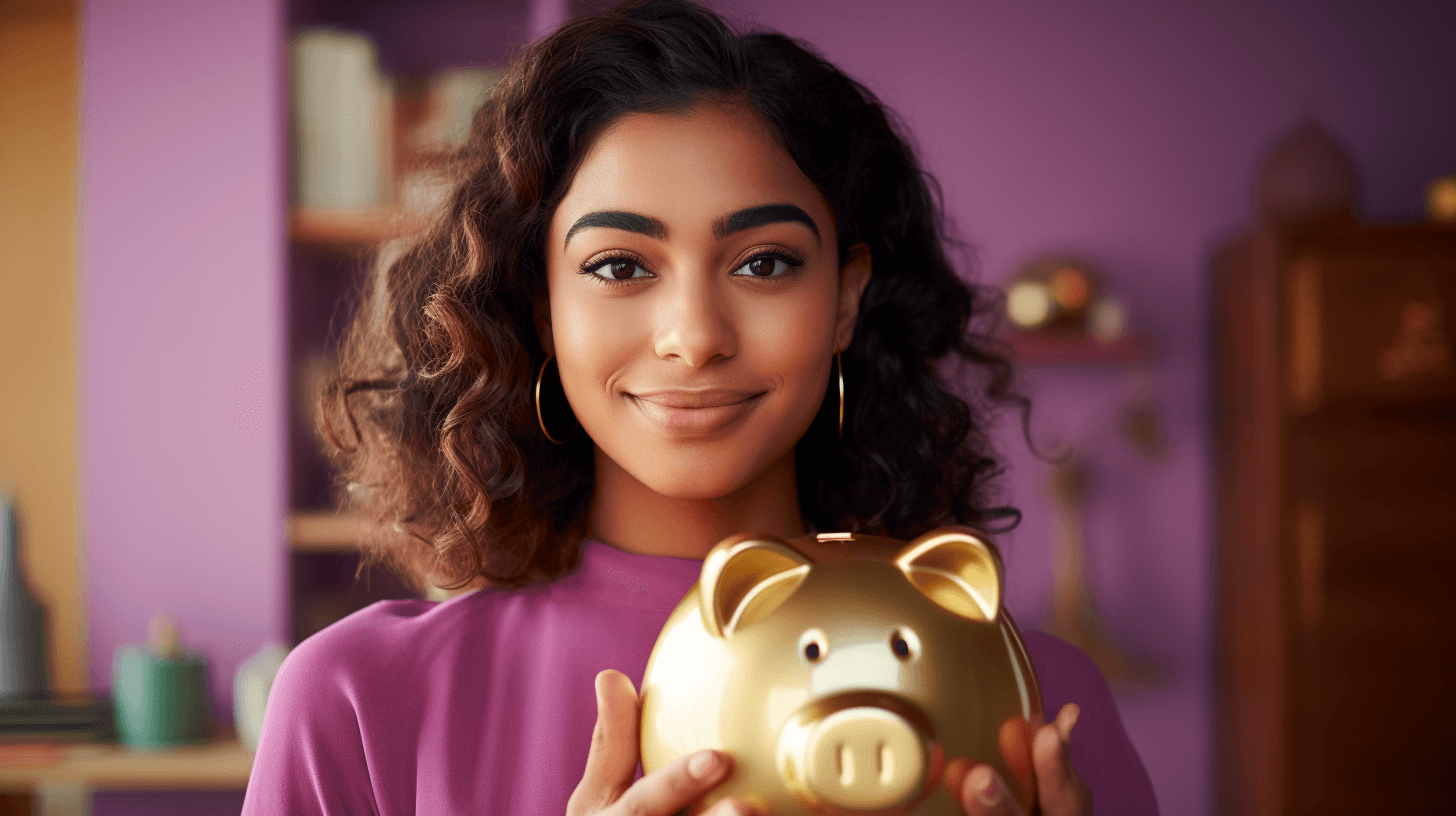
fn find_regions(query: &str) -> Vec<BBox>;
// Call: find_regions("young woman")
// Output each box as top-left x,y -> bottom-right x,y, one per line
242,2 -> 1157,814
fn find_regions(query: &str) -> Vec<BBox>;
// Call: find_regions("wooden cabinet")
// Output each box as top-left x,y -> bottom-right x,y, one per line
1212,218 -> 1456,816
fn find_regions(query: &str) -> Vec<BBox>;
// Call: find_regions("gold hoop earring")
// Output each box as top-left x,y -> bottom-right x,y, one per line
836,351 -> 845,440
535,355 -> 570,445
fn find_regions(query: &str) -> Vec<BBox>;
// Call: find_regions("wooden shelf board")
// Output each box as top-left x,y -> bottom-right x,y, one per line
289,207 -> 422,248
0,735 -> 251,790
289,510 -> 365,551
1004,329 -> 1152,365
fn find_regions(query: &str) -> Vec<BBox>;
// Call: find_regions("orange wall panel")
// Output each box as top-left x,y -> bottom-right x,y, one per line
0,0 -> 87,694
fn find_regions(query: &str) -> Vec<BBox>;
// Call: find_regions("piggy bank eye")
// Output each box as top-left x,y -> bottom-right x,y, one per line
799,629 -> 829,664
890,627 -> 921,661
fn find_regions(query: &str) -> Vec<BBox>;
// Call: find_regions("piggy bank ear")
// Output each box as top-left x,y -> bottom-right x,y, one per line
699,534 -> 812,638
895,527 -> 1003,622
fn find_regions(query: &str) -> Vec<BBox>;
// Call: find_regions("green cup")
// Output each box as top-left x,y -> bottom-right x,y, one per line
111,646 -> 212,748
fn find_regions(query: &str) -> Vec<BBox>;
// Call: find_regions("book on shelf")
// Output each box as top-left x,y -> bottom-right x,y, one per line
290,29 -> 392,210
0,694 -> 116,744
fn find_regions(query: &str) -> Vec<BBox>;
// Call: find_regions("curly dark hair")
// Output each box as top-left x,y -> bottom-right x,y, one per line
321,0 -> 1026,593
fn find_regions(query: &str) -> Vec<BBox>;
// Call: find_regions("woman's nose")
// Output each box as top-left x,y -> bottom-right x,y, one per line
652,275 -> 737,367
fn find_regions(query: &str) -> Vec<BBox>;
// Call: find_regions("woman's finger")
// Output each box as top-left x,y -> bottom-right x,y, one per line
1032,703 -> 1093,816
1054,702 -> 1080,743
567,670 -> 642,815
611,747 -> 737,816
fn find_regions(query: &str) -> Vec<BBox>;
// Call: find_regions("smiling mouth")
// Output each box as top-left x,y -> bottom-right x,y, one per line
628,389 -> 766,434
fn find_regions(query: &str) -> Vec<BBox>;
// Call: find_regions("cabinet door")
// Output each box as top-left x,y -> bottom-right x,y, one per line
1284,248 -> 1456,413
1285,415 -> 1456,816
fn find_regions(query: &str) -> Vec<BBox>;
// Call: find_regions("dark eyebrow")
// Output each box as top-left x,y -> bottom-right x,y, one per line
715,203 -> 820,245
563,211 -> 668,248
562,203 -> 821,250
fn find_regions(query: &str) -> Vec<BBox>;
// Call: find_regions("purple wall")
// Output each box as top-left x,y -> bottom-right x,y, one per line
77,0 -> 1455,813
81,0 -> 285,813
721,1 -> 1456,814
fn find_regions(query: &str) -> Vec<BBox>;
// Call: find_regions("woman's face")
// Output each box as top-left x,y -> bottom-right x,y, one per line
543,101 -> 870,500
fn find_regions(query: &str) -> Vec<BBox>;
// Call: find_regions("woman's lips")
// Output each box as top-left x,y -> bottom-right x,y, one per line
628,389 -> 765,434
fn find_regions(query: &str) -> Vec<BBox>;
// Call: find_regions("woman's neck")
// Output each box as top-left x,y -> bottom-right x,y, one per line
586,446 -> 807,559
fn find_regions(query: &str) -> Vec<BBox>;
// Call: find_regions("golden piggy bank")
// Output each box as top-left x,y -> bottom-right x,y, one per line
640,527 -> 1043,815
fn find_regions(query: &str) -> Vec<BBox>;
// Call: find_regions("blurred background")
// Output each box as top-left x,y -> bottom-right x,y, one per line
1,0 -> 1452,813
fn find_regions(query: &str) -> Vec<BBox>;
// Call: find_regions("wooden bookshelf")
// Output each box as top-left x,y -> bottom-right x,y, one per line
288,510 -> 365,551
289,207 -> 422,249
0,735 -> 251,791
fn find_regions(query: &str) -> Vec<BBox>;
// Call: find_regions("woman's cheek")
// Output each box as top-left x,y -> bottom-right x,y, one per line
749,283 -> 838,377
555,294 -> 640,388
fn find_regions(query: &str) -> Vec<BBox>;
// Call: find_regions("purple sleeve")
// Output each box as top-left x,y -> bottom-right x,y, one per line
1023,631 -> 1159,816
240,627 -> 380,816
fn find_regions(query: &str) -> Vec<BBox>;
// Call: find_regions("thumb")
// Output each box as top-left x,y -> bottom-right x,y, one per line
570,670 -> 642,813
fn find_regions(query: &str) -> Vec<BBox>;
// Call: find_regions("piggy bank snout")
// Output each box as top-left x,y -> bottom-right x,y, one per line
778,694 -> 939,812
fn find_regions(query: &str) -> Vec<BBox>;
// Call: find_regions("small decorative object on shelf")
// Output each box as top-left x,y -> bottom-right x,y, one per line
0,494 -> 50,702
1001,255 -> 1148,363
1428,175 -> 1456,222
233,644 -> 290,752
1256,116 -> 1360,227
111,614 -> 212,749
0,501 -> 113,742
1044,455 -> 1163,687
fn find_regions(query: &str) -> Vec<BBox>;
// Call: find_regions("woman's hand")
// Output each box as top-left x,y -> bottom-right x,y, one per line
567,670 -> 761,816
946,704 -> 1092,816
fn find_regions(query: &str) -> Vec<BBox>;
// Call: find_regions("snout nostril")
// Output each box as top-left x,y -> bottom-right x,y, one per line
878,741 -> 893,784
838,742 -> 854,785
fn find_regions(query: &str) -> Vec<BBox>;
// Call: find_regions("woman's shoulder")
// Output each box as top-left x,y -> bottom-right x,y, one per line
1018,630 -> 1161,816
279,591 -> 498,682
244,599 -> 450,815
1019,629 -> 1115,708
285,598 -> 433,670
261,599 -> 438,728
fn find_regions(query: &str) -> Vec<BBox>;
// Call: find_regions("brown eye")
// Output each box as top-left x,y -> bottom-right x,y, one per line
747,257 -> 777,276
890,628 -> 919,661
731,252 -> 801,279
581,256 -> 651,283
799,629 -> 828,664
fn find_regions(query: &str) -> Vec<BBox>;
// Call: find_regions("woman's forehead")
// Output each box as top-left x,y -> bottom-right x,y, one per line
548,103 -> 833,245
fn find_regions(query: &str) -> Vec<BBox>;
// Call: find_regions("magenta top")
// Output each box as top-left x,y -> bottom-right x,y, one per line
242,540 -> 1158,815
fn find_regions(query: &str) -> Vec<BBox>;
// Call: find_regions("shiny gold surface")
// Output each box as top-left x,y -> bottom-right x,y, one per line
641,527 -> 1043,815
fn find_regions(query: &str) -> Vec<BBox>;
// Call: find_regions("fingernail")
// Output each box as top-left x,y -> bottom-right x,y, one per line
688,750 -> 719,779
725,800 -> 759,816
974,766 -> 1002,806
1059,703 -> 1081,742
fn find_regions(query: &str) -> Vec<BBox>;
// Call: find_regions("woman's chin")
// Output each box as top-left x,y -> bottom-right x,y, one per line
633,464 -> 757,502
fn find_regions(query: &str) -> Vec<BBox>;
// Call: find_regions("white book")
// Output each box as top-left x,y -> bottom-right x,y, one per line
290,29 -> 388,210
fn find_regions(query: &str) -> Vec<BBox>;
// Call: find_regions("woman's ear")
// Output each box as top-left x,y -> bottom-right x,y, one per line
533,288 -> 555,357
835,242 -> 873,352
